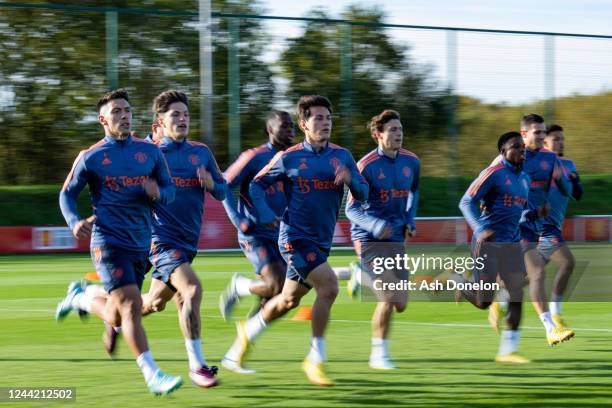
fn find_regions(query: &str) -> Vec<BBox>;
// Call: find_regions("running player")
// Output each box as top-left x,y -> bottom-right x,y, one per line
86,91 -> 226,387
515,114 -> 574,345
222,95 -> 369,385
219,111 -> 295,323
345,109 -> 419,370
539,124 -> 583,329
143,90 -> 225,387
459,131 -> 535,363
55,89 -> 182,395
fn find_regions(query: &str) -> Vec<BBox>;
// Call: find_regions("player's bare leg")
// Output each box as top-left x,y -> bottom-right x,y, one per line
370,292 -> 407,370
220,261 -> 285,321
167,263 -> 218,388
524,249 -> 573,345
549,244 -> 575,331
222,277 -> 309,374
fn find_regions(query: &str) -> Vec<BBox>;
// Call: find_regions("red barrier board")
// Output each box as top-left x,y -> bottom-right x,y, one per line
0,196 -> 610,254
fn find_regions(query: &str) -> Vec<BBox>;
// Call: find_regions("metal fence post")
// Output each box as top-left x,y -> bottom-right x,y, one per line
228,16 -> 241,159
199,0 -> 214,145
544,34 -> 556,121
105,10 -> 118,90
340,23 -> 352,147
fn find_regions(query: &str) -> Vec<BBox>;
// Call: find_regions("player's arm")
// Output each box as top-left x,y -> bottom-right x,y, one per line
59,152 -> 92,238
200,147 -> 226,201
459,168 -> 497,238
149,147 -> 176,204
342,153 -> 369,202
569,162 -> 583,201
222,152 -> 254,232
552,156 -> 572,198
345,166 -> 390,239
404,160 -> 420,235
249,152 -> 286,226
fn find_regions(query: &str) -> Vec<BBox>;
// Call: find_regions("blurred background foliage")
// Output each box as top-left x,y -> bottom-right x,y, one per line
1,0 -> 611,188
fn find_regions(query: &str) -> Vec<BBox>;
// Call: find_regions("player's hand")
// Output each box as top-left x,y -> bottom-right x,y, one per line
72,215 -> 96,239
477,229 -> 494,242
239,218 -> 255,234
377,224 -> 393,240
334,165 -> 352,187
144,177 -> 161,202
263,216 -> 282,230
537,203 -> 550,218
197,165 -> 215,191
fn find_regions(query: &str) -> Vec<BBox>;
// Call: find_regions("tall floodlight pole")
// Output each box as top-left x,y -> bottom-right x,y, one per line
199,0 -> 214,144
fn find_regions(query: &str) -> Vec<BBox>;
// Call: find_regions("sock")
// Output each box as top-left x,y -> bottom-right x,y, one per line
185,338 -> 207,371
245,311 -> 267,342
498,330 -> 520,355
550,294 -> 563,316
235,275 -> 253,297
371,337 -> 389,359
71,285 -> 100,313
495,288 -> 510,311
307,337 -> 326,364
136,351 -> 159,383
349,261 -> 363,285
539,311 -> 556,333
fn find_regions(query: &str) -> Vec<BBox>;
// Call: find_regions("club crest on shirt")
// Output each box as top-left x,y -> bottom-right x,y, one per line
540,160 -> 549,170
299,158 -> 308,170
188,154 -> 200,166
134,152 -> 147,164
102,153 -> 112,166
329,157 -> 340,170
378,169 -> 386,180
402,166 -> 411,177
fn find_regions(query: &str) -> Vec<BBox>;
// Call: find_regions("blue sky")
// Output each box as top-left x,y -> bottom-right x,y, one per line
260,0 -> 612,104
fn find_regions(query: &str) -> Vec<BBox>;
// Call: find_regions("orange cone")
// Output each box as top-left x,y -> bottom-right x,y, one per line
84,271 -> 101,282
292,306 -> 312,321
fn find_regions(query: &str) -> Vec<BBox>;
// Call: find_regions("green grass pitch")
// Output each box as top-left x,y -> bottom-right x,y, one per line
1,245 -> 612,407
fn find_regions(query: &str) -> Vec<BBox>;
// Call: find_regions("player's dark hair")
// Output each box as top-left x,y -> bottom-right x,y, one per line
520,113 -> 544,131
498,131 -> 522,152
367,109 -> 401,142
296,95 -> 332,123
152,90 -> 188,118
97,89 -> 130,113
264,110 -> 291,136
546,124 -> 563,134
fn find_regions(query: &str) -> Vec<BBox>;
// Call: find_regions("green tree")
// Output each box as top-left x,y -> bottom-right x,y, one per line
279,5 -> 451,171
0,0 -> 276,184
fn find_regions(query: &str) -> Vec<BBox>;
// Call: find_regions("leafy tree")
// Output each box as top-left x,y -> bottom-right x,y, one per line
279,5 -> 451,168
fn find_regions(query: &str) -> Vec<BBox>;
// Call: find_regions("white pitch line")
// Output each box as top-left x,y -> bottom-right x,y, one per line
6,308 -> 610,333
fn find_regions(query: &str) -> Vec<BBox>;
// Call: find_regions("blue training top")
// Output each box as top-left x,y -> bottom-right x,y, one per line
60,135 -> 175,252
459,158 -> 531,243
347,147 -> 420,242
250,140 -> 369,250
541,157 -> 582,232
222,142 -> 288,241
150,136 -> 226,253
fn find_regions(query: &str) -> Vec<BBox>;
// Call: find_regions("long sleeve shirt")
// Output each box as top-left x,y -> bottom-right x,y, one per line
222,142 -> 287,241
346,147 -> 420,242
60,135 -> 175,252
150,137 -> 226,252
459,158 -> 531,243
542,157 -> 582,232
250,140 -> 369,250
